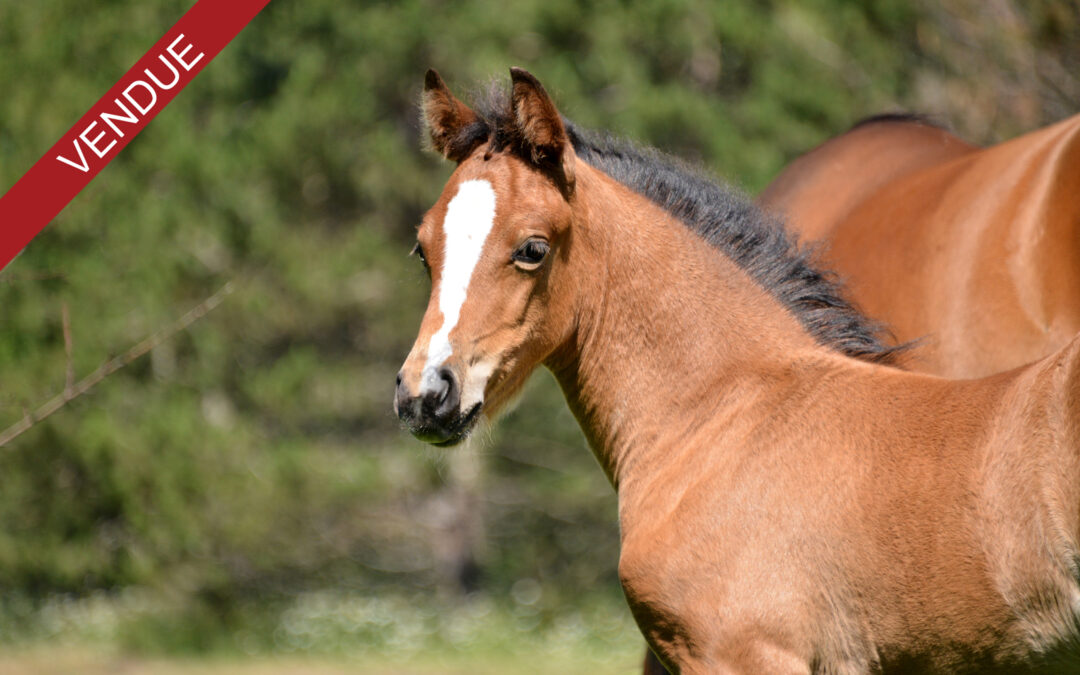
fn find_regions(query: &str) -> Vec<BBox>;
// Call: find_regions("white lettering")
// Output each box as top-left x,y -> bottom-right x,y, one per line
123,80 -> 157,115
56,138 -> 90,173
144,53 -> 181,90
79,121 -> 115,159
99,98 -> 138,138
167,34 -> 204,71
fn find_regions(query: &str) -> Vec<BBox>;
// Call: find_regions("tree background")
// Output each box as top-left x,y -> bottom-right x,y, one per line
0,0 -> 1076,670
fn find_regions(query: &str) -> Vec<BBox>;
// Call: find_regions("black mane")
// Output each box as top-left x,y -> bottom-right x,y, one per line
466,86 -> 905,365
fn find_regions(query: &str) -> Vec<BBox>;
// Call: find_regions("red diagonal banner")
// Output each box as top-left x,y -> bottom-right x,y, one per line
0,0 -> 272,271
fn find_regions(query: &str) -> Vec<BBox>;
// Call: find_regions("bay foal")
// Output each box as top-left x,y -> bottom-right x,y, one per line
394,69 -> 1080,673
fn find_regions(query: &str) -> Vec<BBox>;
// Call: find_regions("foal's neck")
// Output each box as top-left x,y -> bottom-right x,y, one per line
547,165 -> 830,493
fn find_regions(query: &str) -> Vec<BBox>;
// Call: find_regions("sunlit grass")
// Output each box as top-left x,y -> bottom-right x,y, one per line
0,590 -> 643,674
0,651 -> 637,675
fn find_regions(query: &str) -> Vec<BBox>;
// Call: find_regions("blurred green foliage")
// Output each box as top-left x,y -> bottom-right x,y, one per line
0,0 -> 1076,660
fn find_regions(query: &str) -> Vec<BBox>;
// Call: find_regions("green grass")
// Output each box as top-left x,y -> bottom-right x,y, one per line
0,650 -> 640,675
0,590 -> 644,674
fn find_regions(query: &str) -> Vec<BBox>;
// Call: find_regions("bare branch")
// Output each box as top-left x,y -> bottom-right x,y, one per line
62,302 -> 74,396
0,282 -> 235,449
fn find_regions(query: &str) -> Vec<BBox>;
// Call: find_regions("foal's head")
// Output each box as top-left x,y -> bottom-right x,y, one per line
395,69 -> 579,446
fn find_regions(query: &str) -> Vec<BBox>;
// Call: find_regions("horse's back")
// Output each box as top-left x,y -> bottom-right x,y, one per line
763,113 -> 1080,378
758,117 -> 976,242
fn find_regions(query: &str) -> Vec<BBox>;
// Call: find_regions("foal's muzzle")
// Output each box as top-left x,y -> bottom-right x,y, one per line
394,366 -> 479,446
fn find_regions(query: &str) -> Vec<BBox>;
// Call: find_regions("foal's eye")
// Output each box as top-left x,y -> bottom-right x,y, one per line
411,242 -> 428,268
512,239 -> 550,269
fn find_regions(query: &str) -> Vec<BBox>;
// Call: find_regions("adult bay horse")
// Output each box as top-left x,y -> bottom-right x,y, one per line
394,68 -> 1080,673
759,113 -> 1080,379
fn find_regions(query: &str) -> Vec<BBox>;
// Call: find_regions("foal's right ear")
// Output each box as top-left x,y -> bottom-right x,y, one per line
422,69 -> 484,162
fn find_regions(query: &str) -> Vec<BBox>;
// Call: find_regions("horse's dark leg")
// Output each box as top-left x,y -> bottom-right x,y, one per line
644,646 -> 671,674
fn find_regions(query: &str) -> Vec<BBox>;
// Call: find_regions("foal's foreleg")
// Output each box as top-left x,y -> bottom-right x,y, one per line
643,646 -> 670,674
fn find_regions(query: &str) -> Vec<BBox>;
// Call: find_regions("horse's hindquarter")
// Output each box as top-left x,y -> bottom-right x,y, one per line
617,356 -> 1080,671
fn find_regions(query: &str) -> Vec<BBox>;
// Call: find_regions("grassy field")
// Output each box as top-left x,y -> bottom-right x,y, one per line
0,591 -> 643,675
0,650 -> 644,675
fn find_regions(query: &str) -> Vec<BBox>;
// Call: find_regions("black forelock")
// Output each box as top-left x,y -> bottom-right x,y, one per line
458,83 -> 906,365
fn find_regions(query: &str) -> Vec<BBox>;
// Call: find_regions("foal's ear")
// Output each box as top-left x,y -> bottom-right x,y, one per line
509,67 -> 576,195
422,69 -> 484,162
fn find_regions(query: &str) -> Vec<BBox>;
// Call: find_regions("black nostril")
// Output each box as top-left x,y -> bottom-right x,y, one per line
434,366 -> 460,418
437,368 -> 454,404
395,370 -> 420,423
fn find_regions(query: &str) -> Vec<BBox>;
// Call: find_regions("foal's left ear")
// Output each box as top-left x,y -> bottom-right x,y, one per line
509,67 -> 576,196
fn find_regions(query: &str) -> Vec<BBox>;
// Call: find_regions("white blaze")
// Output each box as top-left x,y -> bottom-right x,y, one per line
421,179 -> 497,390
